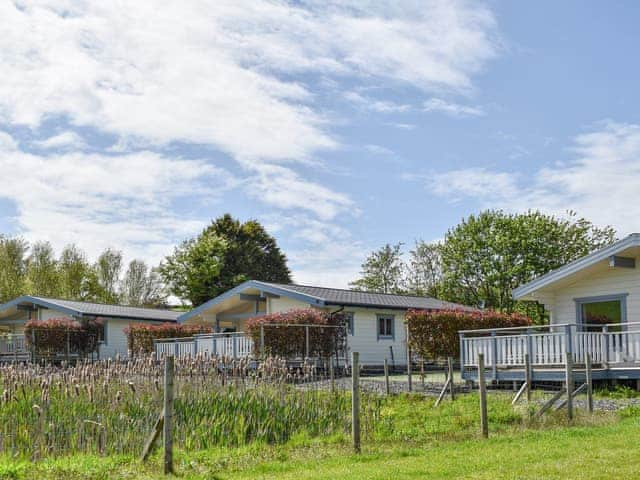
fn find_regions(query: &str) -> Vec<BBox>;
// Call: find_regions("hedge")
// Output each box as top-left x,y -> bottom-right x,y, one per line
406,309 -> 531,359
124,323 -> 213,355
245,309 -> 347,359
24,318 -> 103,358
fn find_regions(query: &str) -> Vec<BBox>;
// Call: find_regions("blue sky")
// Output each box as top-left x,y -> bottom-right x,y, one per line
1,0 -> 639,287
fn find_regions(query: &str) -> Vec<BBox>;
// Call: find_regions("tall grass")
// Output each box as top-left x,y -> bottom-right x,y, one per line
0,355 -> 378,459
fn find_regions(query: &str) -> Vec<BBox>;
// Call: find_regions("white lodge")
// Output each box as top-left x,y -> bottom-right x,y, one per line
175,281 -> 472,365
461,233 -> 640,383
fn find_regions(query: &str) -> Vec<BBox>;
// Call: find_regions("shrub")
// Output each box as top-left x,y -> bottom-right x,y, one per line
245,309 -> 347,359
406,309 -> 531,359
124,323 -> 213,354
24,317 -> 103,358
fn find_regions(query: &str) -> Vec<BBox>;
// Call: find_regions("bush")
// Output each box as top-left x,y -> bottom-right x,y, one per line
406,309 -> 531,359
124,323 -> 213,354
245,309 -> 347,359
24,317 -> 103,358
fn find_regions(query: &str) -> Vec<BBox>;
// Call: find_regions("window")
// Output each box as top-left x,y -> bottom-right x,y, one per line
575,294 -> 627,332
344,312 -> 354,335
377,314 -> 395,340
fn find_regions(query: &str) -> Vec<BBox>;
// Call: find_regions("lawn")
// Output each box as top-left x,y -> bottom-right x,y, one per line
1,393 -> 638,480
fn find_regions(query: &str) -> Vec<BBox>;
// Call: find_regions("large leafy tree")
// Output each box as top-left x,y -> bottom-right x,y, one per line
58,244 -> 91,300
350,243 -> 406,294
160,214 -> 291,306
405,241 -> 442,297
25,241 -> 60,298
439,210 -> 616,313
0,236 -> 28,302
86,249 -> 124,304
121,260 -> 166,307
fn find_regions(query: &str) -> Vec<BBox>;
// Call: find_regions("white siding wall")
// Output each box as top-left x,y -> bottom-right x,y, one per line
38,308 -> 70,321
268,296 -> 313,313
549,262 -> 640,324
346,308 -> 407,366
100,319 -> 132,359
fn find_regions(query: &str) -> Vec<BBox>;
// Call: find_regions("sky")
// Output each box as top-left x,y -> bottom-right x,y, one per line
1,0 -> 640,288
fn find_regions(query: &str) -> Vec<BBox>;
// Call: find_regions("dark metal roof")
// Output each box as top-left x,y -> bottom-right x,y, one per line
22,296 -> 180,322
260,282 -> 476,311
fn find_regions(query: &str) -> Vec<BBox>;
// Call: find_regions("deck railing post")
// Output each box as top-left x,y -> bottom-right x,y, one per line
526,328 -> 533,365
564,324 -> 573,358
491,331 -> 498,380
603,325 -> 609,369
232,335 -> 238,359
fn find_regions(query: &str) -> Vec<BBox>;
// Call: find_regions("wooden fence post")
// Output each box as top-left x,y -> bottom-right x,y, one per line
448,356 -> 455,401
585,353 -> 593,413
406,325 -> 412,392
163,355 -> 174,474
565,351 -> 573,421
384,358 -> 390,396
330,361 -> 335,393
478,353 -> 488,438
352,351 -> 361,454
260,324 -> 265,358
524,353 -> 532,402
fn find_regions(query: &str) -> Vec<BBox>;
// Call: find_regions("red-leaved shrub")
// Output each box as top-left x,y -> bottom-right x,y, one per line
245,309 -> 347,359
24,317 -> 104,358
406,309 -> 531,359
124,323 -> 213,355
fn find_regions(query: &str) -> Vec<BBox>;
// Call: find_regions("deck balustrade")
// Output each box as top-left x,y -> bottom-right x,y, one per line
460,322 -> 640,369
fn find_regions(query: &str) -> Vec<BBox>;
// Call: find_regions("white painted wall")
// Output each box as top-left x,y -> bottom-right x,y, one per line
38,308 -> 69,321
548,261 -> 640,324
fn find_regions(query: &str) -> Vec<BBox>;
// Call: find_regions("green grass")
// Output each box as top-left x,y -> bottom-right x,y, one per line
1,392 -> 638,479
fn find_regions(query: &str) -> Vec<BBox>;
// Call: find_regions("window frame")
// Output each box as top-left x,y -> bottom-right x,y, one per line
574,293 -> 628,330
343,311 -> 355,336
376,314 -> 395,341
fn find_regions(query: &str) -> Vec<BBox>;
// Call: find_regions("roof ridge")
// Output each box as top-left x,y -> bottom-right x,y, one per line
263,281 -> 442,301
32,296 -> 175,312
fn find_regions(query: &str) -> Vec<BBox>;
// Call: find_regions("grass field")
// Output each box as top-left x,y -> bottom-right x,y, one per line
1,392 -> 638,479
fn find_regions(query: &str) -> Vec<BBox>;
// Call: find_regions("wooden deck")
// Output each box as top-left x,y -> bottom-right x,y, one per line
459,322 -> 640,383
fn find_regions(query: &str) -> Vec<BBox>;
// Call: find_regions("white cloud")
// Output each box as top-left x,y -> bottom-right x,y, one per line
344,92 -> 411,113
248,164 -> 355,221
0,0 -> 500,283
0,131 -> 238,264
425,122 -> 640,234
33,131 -> 86,150
0,1 -> 498,161
262,214 -> 365,288
423,98 -> 485,117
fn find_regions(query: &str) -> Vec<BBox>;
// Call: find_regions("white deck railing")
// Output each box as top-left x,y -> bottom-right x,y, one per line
460,323 -> 640,368
154,332 -> 254,359
0,334 -> 28,358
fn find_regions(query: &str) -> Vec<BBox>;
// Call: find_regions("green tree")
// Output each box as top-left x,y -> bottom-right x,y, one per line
350,243 -> 406,294
25,241 -> 60,298
58,244 -> 90,300
406,241 -> 442,297
439,210 -> 616,314
160,214 -> 291,306
0,236 -> 28,302
121,260 -> 166,307
87,249 -> 123,304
